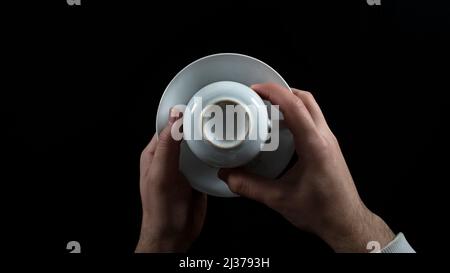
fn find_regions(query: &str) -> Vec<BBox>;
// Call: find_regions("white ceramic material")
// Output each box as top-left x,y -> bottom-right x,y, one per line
183,81 -> 270,168
156,53 -> 295,197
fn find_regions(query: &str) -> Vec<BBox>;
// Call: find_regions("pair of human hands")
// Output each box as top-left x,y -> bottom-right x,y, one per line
135,83 -> 394,253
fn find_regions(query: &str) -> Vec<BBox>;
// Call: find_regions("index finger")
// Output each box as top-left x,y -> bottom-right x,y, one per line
251,83 -> 317,140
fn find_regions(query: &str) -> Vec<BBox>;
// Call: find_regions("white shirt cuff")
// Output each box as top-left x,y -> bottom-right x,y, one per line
380,232 -> 415,253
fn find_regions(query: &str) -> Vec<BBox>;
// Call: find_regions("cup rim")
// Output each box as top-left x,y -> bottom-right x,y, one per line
183,80 -> 269,168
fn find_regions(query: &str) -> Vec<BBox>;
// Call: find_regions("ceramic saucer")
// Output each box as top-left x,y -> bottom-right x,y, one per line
156,53 -> 295,197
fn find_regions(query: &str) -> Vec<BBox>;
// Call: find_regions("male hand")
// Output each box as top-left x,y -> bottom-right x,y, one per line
219,83 -> 394,252
136,109 -> 207,253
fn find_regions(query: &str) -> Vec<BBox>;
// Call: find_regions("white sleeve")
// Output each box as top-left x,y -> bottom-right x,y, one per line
381,232 -> 416,253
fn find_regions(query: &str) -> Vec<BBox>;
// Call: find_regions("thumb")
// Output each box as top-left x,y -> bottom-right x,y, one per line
218,168 -> 280,205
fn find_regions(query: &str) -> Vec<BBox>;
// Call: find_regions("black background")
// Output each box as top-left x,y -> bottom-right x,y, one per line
3,0 -> 450,256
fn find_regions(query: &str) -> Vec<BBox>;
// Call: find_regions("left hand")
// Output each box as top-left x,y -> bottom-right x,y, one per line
135,109 -> 207,253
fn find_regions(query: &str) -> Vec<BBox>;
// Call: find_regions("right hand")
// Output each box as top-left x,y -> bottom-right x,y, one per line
218,83 -> 394,252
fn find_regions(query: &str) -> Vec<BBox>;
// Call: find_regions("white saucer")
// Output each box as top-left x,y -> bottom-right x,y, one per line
156,53 -> 295,197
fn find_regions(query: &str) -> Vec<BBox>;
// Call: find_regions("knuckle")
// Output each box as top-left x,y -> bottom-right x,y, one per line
293,89 -> 313,99
157,137 -> 170,150
291,96 -> 307,112
307,134 -> 332,158
140,149 -> 147,160
228,173 -> 248,194
302,90 -> 313,98
304,91 -> 315,101
157,128 -> 173,148
140,147 -> 154,161
329,132 -> 339,145
316,136 -> 330,150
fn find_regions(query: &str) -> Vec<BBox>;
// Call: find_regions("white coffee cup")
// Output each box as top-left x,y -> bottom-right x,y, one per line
183,81 -> 270,168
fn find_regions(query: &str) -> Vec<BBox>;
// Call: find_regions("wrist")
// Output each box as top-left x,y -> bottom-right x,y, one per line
319,207 -> 395,253
135,217 -> 189,253
135,236 -> 182,253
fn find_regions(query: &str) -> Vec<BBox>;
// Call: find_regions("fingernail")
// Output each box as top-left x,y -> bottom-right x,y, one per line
169,107 -> 183,124
217,169 -> 230,182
